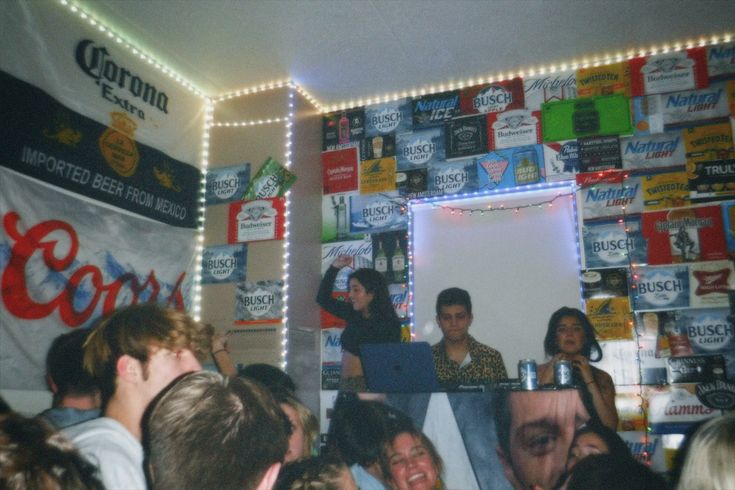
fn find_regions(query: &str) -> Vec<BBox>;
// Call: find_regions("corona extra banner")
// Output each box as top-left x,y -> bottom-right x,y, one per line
0,2 -> 204,391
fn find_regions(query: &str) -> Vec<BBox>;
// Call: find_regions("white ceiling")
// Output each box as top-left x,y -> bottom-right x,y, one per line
76,0 -> 735,106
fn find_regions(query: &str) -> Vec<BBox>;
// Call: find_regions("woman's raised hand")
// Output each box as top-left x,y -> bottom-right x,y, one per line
332,254 -> 353,269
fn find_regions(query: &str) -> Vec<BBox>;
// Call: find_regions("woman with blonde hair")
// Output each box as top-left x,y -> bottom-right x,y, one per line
677,412 -> 735,490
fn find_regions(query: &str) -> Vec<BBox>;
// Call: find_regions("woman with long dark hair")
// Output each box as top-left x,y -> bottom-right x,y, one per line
317,254 -> 401,391
538,306 -> 618,430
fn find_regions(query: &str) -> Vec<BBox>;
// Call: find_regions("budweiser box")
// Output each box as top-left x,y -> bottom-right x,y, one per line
629,48 -> 709,97
486,109 -> 541,151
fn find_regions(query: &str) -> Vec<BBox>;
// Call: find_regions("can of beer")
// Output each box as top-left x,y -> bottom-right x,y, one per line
554,360 -> 573,387
518,359 -> 538,390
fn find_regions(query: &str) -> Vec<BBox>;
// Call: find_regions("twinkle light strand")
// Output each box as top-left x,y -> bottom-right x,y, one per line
211,117 -> 288,127
431,190 -> 575,216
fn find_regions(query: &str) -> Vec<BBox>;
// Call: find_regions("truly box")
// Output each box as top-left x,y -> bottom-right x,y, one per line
629,48 -> 709,97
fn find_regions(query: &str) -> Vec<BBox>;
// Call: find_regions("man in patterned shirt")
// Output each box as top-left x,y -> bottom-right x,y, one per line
431,287 -> 507,388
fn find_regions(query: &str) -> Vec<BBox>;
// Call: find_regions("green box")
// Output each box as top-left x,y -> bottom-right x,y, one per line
541,94 -> 633,142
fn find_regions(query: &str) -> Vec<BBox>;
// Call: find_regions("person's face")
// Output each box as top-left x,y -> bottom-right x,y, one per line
335,466 -> 359,490
140,347 -> 201,403
437,304 -> 472,343
348,278 -> 374,314
281,403 -> 306,463
498,390 -> 590,490
566,432 -> 609,471
555,316 -> 587,356
387,433 -> 439,490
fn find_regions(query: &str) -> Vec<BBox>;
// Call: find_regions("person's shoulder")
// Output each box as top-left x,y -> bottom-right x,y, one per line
63,417 -> 135,448
469,337 -> 503,357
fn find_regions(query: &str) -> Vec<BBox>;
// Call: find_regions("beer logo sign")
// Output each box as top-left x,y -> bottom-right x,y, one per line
208,170 -> 240,200
363,197 -> 397,228
243,288 -> 275,317
402,136 -> 436,165
474,85 -> 513,113
371,107 -> 403,133
208,252 -> 237,281
99,112 -> 139,177
634,266 -> 689,310
434,167 -> 468,194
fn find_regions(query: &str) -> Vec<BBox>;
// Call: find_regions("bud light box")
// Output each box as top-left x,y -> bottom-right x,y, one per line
543,140 -> 580,181
576,171 -> 643,220
201,244 -> 247,284
688,260 -> 734,309
234,280 -> 284,324
707,41 -> 735,80
629,48 -> 709,97
620,130 -> 686,170
640,205 -> 728,265
444,114 -> 487,159
632,265 -> 690,311
458,78 -> 525,115
365,97 -> 413,136
350,192 -> 408,234
321,147 -> 359,195
523,70 -> 577,112
396,127 -> 445,170
476,144 -> 545,191
322,109 -> 365,150
205,163 -> 251,205
428,159 -> 479,197
411,90 -> 460,128
582,217 -> 647,269
486,109 -> 541,151
674,307 -> 735,379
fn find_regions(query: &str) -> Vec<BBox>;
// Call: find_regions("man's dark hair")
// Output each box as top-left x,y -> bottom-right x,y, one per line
435,287 -> 472,316
238,362 -> 297,394
46,329 -> 99,407
566,453 -> 668,490
146,371 -> 289,490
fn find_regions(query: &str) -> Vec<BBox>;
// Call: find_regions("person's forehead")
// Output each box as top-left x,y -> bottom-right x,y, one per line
509,391 -> 584,422
439,304 -> 468,315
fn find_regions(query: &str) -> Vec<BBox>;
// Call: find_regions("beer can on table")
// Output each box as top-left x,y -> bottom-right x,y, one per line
518,359 -> 538,390
554,360 -> 573,387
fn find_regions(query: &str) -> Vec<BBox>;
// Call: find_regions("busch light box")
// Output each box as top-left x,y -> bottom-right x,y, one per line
412,90 -> 460,128
620,130 -> 686,171
707,41 -> 735,80
632,265 -> 690,311
396,127 -> 445,170
322,109 -> 365,151
205,163 -> 251,205
544,140 -> 580,182
582,217 -> 647,269
350,191 -> 408,234
444,114 -> 488,159
201,244 -> 247,284
428,159 -> 478,197
675,307 -> 735,380
234,280 -> 284,324
459,78 -> 525,115
365,98 -> 412,136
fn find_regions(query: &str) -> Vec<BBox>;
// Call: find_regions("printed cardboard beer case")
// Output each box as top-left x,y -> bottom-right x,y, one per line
543,140 -> 580,181
648,386 -> 719,434
234,280 -> 284,324
321,147 -> 359,195
227,197 -> 285,243
629,48 -> 709,97
722,200 -> 735,257
349,191 -> 408,234
582,217 -> 647,268
204,163 -> 251,205
371,230 -> 408,285
674,307 -> 735,380
541,94 -> 633,142
667,355 -> 727,384
396,167 -> 438,199
576,171 -> 643,220
412,90 -> 460,128
576,61 -> 631,97
428,159 -> 479,196
578,135 -> 623,172
582,267 -> 629,299
585,296 -> 634,340
486,109 -> 541,150
359,157 -> 397,194
688,260 -> 734,309
321,192 -> 363,243
322,109 -> 365,151
396,127 -> 446,170
632,264 -> 690,311
444,114 -> 488,159
201,243 -> 247,284
523,70 -> 578,112
320,238 -> 373,279
458,78 -> 525,115
476,145 -> 545,191
641,171 -> 690,210
360,133 -> 396,160
620,130 -> 686,170
364,97 -> 413,136
706,41 -> 735,80
640,205 -> 728,265
319,293 -> 348,328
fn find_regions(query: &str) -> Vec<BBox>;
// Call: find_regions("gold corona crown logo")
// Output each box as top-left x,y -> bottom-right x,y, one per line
99,112 -> 140,177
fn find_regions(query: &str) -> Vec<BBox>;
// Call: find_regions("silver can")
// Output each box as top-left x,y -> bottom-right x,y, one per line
518,359 -> 538,390
554,360 -> 573,387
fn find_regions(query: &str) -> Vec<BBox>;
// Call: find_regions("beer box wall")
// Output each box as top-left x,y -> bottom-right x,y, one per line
319,40 -> 735,433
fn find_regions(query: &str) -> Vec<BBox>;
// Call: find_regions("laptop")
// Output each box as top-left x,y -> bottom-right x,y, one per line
361,342 -> 442,393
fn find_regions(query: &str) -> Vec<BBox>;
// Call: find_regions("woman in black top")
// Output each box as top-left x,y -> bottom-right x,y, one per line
317,254 -> 402,391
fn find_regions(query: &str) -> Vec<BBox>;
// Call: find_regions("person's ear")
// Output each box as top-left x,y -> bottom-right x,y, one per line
255,462 -> 281,490
46,375 -> 58,393
116,354 -> 142,383
496,445 -> 523,490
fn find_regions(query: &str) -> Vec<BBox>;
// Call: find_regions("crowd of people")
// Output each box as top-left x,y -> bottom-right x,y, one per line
0,263 -> 732,488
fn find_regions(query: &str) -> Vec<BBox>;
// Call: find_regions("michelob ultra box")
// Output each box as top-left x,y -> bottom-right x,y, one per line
632,265 -> 690,311
707,41 -> 735,80
544,140 -> 579,181
576,171 -> 643,220
486,109 -> 541,150
523,70 -> 577,112
364,97 -> 413,136
476,145 -> 545,191
459,78 -> 525,115
620,130 -> 686,170
629,48 -> 709,97
641,205 -> 728,265
582,217 -> 647,268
